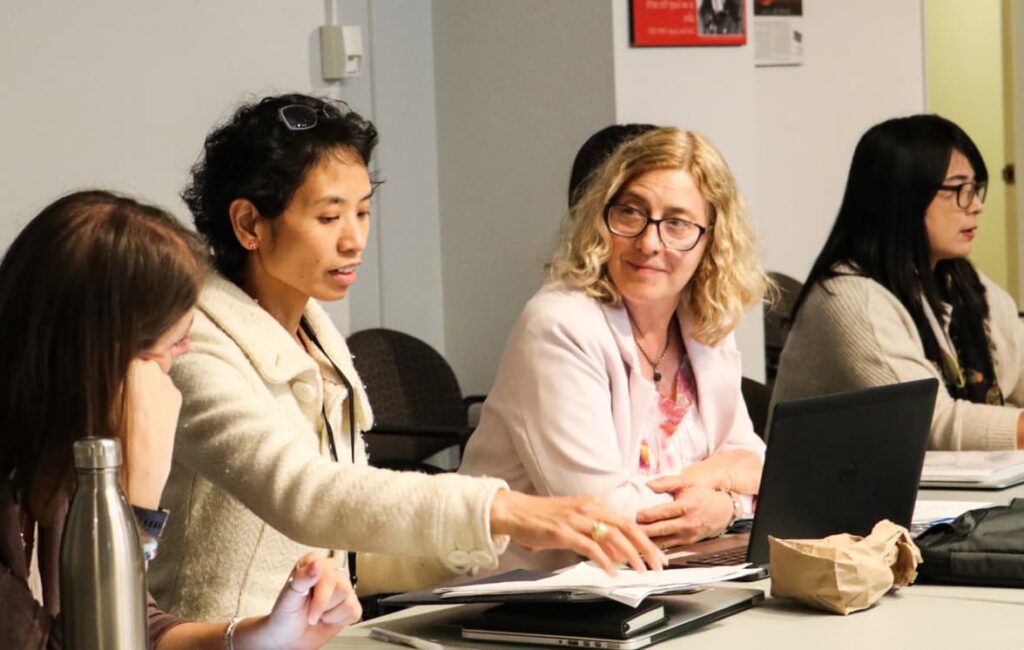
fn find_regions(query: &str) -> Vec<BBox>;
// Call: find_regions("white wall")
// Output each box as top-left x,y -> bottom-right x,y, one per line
1012,0 -> 1024,302
0,1 -> 372,329
753,1 -> 926,283
432,1 -> 929,391
433,0 -> 617,394
0,0 -> 445,343
1,1 -> 932,395
348,0 -> 446,351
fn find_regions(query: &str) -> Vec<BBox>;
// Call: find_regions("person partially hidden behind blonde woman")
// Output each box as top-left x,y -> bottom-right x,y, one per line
459,127 -> 769,570
0,191 -> 360,648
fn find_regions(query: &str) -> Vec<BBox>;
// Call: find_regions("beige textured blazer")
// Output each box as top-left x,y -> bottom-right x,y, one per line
150,274 -> 508,621
773,269 -> 1024,450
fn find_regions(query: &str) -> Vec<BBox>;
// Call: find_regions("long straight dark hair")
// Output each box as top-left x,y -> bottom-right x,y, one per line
0,191 -> 207,522
792,114 -> 991,393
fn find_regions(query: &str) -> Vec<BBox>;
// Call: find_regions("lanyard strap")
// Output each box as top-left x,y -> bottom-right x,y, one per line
299,318 -> 359,588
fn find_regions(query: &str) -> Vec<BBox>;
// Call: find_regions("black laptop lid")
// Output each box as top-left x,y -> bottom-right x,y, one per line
747,378 -> 938,564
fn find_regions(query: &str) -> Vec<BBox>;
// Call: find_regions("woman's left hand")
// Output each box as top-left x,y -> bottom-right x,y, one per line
124,358 -> 182,509
659,450 -> 762,495
254,553 -> 362,648
635,483 -> 734,549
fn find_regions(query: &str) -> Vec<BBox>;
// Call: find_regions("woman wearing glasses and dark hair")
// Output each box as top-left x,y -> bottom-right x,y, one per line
772,114 -> 1024,450
458,127 -> 768,569
0,191 -> 360,649
149,93 -> 662,621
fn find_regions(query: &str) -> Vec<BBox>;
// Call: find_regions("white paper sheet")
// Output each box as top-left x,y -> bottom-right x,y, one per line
435,562 -> 761,607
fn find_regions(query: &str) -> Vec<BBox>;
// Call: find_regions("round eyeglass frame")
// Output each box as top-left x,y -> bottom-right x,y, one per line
603,203 -> 709,252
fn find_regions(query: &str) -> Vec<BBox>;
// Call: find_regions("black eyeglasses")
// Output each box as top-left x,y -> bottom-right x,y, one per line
278,104 -> 319,130
277,100 -> 352,131
604,203 -> 709,251
938,180 -> 987,209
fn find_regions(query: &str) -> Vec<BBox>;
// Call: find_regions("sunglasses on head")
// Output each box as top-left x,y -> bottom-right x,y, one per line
276,99 -> 352,131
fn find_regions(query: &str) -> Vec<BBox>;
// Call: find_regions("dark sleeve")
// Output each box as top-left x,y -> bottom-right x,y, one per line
148,591 -> 187,647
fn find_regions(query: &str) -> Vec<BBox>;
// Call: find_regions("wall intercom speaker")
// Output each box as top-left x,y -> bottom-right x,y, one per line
320,24 -> 363,79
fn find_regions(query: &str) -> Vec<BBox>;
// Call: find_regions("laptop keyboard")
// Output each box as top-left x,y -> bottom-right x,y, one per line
684,546 -> 749,566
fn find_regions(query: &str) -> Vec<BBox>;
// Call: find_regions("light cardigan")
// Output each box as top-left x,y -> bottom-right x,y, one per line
458,283 -> 764,570
771,270 -> 1024,450
150,274 -> 508,621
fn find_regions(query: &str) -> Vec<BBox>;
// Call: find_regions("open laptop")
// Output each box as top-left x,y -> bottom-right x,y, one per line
460,586 -> 764,649
668,378 -> 938,571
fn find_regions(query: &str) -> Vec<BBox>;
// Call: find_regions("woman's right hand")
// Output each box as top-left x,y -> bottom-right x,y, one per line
160,554 -> 360,650
489,491 -> 666,575
235,553 -> 361,649
124,358 -> 182,509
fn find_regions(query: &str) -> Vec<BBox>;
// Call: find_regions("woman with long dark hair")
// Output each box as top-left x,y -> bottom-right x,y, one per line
773,114 -> 1024,450
0,191 -> 360,648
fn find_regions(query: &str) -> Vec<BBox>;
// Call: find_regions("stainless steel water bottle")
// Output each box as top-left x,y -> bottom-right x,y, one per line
60,437 -> 148,649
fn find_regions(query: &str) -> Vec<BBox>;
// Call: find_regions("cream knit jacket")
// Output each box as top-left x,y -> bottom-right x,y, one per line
772,270 -> 1024,450
150,274 -> 508,621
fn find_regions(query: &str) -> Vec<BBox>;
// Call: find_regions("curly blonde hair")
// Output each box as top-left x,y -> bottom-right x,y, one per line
550,127 -> 769,346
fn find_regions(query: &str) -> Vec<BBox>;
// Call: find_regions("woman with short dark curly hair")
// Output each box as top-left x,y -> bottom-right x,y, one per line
150,93 -> 663,622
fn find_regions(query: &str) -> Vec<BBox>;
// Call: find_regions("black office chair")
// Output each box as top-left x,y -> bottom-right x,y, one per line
741,376 -> 771,439
347,328 -> 484,473
764,271 -> 803,381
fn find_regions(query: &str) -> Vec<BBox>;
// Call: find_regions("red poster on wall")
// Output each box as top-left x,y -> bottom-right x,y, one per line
631,0 -> 747,47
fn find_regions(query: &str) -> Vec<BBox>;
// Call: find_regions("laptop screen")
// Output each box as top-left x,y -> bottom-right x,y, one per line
747,378 -> 938,563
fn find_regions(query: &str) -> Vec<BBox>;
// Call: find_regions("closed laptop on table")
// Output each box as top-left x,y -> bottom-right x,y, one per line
669,378 -> 938,570
459,586 -> 764,649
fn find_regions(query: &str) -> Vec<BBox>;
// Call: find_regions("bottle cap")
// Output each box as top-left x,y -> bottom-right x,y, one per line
72,437 -> 122,469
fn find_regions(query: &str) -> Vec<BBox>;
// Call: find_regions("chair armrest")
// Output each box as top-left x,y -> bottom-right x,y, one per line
362,424 -> 472,466
463,394 -> 487,409
365,424 -> 471,443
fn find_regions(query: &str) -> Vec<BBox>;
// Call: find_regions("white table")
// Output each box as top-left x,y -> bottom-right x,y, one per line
326,484 -> 1024,648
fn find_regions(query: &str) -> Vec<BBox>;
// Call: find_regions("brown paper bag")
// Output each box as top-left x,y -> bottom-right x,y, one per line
769,519 -> 922,615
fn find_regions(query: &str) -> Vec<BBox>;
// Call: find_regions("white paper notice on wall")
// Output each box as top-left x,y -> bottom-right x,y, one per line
753,0 -> 803,67
754,17 -> 802,66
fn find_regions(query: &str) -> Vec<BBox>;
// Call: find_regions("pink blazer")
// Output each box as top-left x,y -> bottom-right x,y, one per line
459,283 -> 764,569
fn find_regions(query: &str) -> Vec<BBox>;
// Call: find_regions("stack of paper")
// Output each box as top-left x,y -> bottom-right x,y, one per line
922,450 -> 1024,484
435,562 -> 761,607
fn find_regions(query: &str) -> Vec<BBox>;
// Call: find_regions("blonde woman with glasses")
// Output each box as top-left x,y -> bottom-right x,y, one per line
460,127 -> 769,570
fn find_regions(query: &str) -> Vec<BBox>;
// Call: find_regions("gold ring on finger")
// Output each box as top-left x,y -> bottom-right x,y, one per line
590,520 -> 608,541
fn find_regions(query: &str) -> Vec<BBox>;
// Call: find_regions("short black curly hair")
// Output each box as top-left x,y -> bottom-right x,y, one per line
182,93 -> 379,283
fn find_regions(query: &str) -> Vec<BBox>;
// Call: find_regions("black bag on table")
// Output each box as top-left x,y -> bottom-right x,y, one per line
916,498 -> 1024,587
